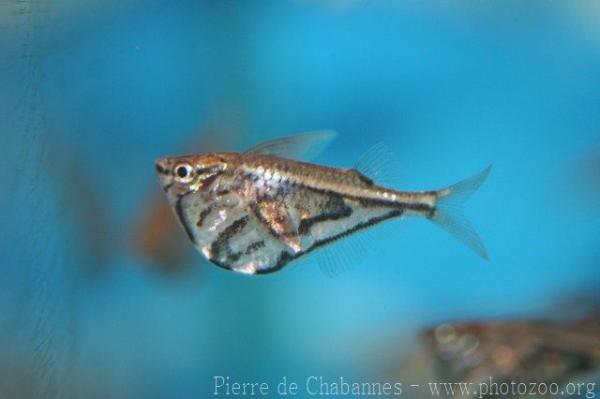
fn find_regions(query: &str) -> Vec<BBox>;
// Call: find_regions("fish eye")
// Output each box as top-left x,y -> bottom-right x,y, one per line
174,163 -> 194,182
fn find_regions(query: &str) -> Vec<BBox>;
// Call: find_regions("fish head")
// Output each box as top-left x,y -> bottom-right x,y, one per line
155,153 -> 229,201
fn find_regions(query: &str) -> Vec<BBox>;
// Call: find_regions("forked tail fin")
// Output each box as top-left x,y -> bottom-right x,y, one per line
430,165 -> 492,260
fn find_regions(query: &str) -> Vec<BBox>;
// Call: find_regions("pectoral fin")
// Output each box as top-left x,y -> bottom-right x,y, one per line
251,201 -> 302,253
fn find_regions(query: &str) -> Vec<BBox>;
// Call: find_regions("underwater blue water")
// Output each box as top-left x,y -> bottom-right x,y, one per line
1,1 -> 598,398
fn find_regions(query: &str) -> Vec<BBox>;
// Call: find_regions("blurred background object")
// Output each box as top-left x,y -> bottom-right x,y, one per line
1,1 -> 599,398
422,315 -> 599,387
570,145 -> 600,206
388,294 -> 599,398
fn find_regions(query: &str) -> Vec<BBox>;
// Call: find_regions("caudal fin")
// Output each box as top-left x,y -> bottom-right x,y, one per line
430,165 -> 492,260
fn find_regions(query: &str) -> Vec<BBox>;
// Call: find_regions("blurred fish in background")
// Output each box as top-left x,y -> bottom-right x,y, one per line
48,139 -> 115,275
388,293 -> 599,399
423,315 -> 599,388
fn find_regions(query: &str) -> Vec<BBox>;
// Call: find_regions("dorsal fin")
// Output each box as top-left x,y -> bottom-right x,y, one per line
346,169 -> 374,186
354,141 -> 401,187
245,130 -> 338,161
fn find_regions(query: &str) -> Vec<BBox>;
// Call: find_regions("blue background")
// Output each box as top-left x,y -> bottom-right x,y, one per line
0,1 -> 598,398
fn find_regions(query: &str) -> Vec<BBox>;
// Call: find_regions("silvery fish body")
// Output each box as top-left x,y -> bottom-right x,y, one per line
156,131 -> 490,275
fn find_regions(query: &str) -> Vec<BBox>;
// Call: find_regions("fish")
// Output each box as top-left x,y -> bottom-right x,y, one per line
421,316 -> 600,390
155,131 -> 491,275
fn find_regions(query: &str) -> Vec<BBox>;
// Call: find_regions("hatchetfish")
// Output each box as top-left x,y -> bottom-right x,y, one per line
155,131 -> 491,275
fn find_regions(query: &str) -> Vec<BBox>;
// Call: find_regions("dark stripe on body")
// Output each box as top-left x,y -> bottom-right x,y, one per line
175,192 -> 195,242
308,209 -> 404,253
298,194 -> 353,235
298,183 -> 433,214
249,202 -> 284,240
245,240 -> 265,255
196,206 -> 213,227
162,182 -> 174,192
255,209 -> 404,274
210,240 -> 266,271
242,169 -> 433,213
210,215 -> 250,265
